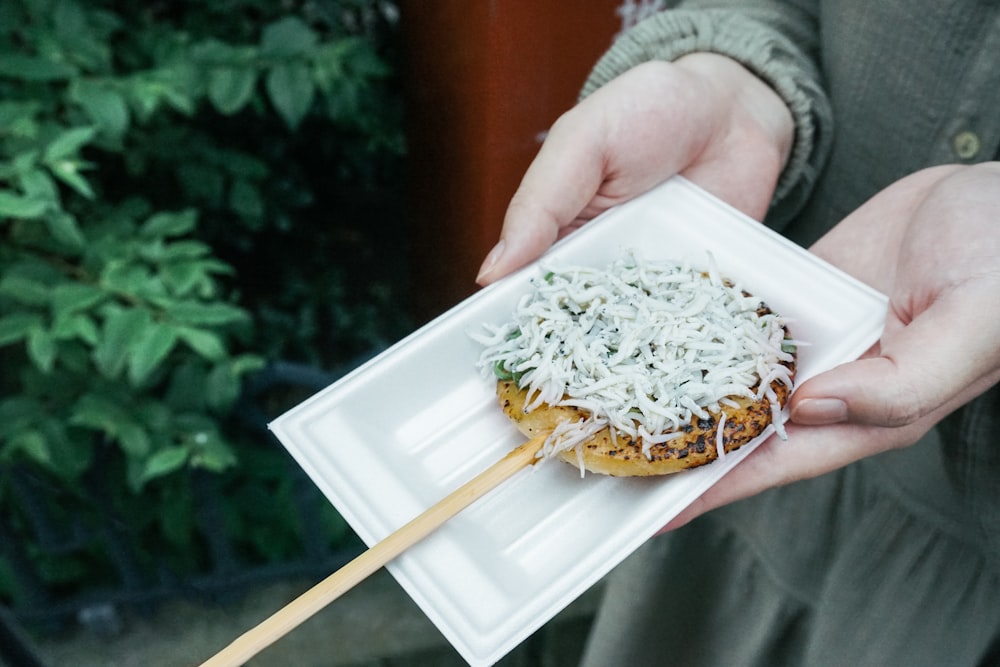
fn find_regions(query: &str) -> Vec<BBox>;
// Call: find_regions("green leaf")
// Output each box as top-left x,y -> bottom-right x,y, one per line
100,260 -> 158,296
51,283 -> 107,314
70,80 -> 130,140
0,54 -> 77,81
161,260 -> 212,297
232,353 -> 266,376
313,38 -> 388,91
93,306 -> 150,378
51,341 -> 90,372
128,321 -> 178,385
166,301 -> 248,326
0,191 -> 48,218
0,275 -> 50,305
208,65 -> 258,115
5,429 -> 51,466
158,77 -> 197,116
10,150 -> 39,174
0,102 -> 41,140
266,62 -> 315,129
118,422 -> 152,458
205,355 -> 264,411
175,326 -> 226,361
190,38 -> 239,63
71,395 -> 150,460
51,311 -> 99,344
50,1 -> 115,72
70,394 -> 129,433
128,66 -> 197,118
44,126 -> 98,162
205,362 -> 241,410
189,433 -> 236,472
139,209 -> 198,238
40,416 -> 93,478
139,446 -> 190,484
43,211 -> 87,247
47,159 -> 96,199
127,78 -> 166,122
159,240 -> 213,261
26,327 -> 56,372
260,17 -> 318,58
0,313 -> 44,346
18,168 -> 59,202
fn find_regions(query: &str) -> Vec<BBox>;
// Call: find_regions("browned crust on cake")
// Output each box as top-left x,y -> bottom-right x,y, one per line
496,359 -> 794,476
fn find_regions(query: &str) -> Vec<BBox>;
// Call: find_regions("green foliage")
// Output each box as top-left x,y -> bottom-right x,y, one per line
0,0 -> 406,605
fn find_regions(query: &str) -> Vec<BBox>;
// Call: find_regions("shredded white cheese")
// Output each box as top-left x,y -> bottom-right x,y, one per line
473,252 -> 794,459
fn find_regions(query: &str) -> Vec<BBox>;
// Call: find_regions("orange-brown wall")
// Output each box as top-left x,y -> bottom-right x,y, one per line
399,2 -> 623,322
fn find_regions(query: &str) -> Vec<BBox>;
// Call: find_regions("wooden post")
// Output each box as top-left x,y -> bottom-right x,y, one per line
398,1 -> 624,322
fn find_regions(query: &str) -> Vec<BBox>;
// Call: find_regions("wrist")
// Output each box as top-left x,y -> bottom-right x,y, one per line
674,52 -> 795,173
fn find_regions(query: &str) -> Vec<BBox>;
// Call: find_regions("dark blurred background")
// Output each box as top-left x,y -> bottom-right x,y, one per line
0,1 -> 657,665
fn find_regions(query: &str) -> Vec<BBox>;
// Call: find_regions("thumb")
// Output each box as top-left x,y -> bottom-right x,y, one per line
790,355 -> 925,428
791,288 -> 1000,427
476,114 -> 611,286
474,195 -> 563,287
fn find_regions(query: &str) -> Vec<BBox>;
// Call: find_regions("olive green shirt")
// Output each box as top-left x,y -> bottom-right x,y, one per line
578,3 -> 1000,665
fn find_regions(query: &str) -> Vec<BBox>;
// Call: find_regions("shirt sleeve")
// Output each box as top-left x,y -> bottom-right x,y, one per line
580,2 -> 832,228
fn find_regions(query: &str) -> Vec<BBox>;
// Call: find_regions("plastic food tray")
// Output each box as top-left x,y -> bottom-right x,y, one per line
269,177 -> 888,666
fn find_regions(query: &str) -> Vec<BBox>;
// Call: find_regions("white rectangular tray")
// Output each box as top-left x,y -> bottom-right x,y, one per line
269,177 -> 887,666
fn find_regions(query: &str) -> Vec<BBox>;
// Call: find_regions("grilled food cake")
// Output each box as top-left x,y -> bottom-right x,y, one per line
474,252 -> 796,476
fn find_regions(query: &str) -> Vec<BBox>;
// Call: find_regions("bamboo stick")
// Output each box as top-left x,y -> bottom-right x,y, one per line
199,433 -> 547,666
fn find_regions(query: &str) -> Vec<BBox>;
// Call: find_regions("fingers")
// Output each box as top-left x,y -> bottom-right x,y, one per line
792,280 -> 1000,428
476,59 -> 714,285
477,56 -> 793,285
660,416 -> 929,531
796,164 -> 1000,429
475,115 -> 607,286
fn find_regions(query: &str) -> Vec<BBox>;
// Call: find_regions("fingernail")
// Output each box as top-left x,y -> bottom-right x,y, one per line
476,239 -> 506,283
791,398 -> 848,425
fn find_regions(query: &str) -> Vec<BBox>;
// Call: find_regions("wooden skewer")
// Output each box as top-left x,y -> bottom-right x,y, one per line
199,433 -> 548,667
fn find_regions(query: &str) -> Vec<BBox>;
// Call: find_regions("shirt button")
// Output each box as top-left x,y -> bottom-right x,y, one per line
952,130 -> 981,160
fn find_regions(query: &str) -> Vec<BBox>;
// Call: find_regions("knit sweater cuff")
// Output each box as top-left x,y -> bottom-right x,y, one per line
581,10 -> 832,227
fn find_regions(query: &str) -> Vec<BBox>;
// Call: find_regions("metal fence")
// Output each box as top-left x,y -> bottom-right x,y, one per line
0,359 -> 373,665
